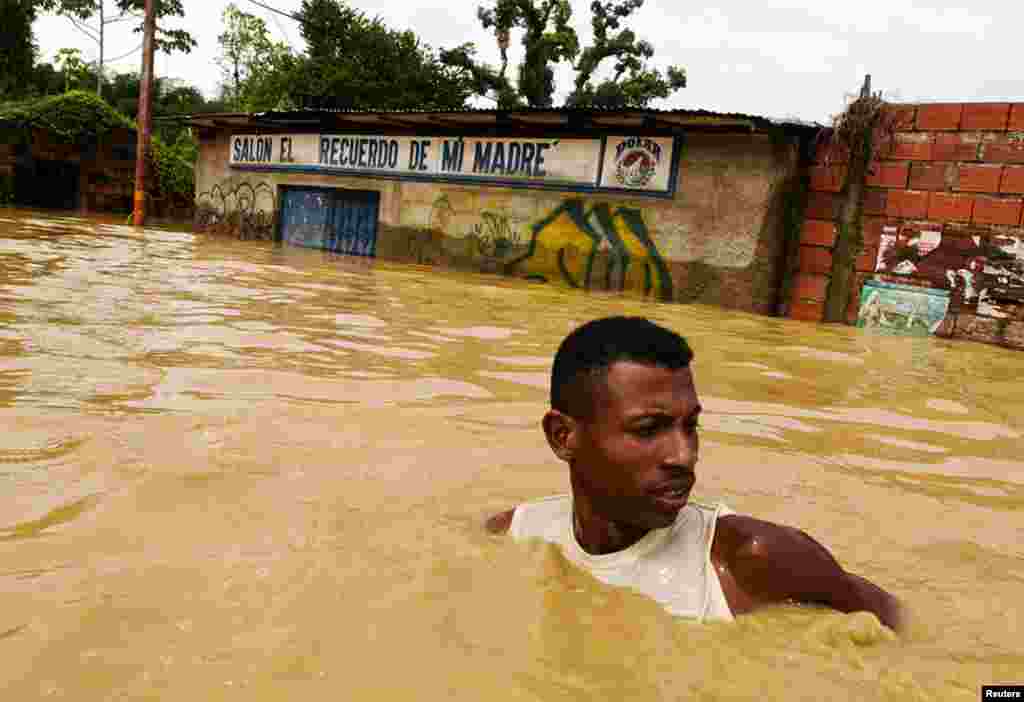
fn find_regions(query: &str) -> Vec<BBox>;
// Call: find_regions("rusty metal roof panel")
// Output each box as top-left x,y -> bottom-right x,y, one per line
183,105 -> 821,133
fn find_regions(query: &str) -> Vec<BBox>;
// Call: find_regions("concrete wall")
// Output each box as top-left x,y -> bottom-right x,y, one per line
790,101 -> 1024,349
195,128 -> 800,314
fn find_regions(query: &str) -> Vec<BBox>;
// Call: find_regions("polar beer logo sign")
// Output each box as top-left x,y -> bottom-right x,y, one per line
614,136 -> 662,188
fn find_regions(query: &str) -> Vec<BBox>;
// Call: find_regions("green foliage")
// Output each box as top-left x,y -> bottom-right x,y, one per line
44,0 -> 197,56
0,62 -> 218,212
568,64 -> 686,109
55,48 -> 90,92
0,172 -> 14,205
4,0 -> 195,103
216,4 -> 296,111
441,0 -> 578,108
290,0 -> 472,110
566,0 -> 686,108
442,0 -> 687,108
777,165 -> 810,314
27,61 -> 66,97
217,4 -> 291,110
438,44 -> 520,108
149,130 -> 194,203
0,88 -> 195,203
239,50 -> 298,112
477,0 -> 578,108
0,90 -> 133,142
0,0 -> 39,100
106,73 -> 214,118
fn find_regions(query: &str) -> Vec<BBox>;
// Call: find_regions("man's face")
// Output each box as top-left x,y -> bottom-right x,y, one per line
569,361 -> 701,530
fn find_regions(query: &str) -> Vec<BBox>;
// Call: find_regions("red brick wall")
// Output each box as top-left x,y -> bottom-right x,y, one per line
787,148 -> 844,322
863,102 -> 1024,347
789,101 -> 1024,349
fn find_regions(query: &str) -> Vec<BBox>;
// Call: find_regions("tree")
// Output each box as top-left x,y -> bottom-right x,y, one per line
29,61 -> 66,97
566,0 -> 686,108
288,0 -> 472,110
44,0 -> 197,97
103,70 -> 217,119
207,0 -> 473,112
1,0 -> 39,99
216,4 -> 292,110
441,0 -> 686,109
54,47 -> 92,92
49,0 -> 140,96
101,69 -> 215,141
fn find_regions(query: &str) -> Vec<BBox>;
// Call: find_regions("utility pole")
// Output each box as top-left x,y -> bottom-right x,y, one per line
97,1 -> 103,96
132,0 -> 156,226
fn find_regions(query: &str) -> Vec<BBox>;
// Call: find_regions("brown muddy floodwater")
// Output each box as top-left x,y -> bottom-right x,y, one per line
0,207 -> 1022,701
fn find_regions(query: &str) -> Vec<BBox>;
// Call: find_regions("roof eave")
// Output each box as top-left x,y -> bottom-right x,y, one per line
184,107 -> 822,135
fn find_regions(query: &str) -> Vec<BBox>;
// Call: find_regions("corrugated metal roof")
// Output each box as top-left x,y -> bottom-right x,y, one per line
271,104 -> 817,126
183,105 -> 821,133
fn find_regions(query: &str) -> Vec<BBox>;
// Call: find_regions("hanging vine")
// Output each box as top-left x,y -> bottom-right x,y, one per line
0,90 -> 197,211
0,90 -> 134,142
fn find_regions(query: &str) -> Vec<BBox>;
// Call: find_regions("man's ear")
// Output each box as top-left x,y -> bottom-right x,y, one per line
542,409 -> 578,463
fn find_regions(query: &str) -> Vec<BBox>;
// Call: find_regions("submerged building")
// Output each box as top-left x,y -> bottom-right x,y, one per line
187,106 -> 817,316
185,103 -> 1024,350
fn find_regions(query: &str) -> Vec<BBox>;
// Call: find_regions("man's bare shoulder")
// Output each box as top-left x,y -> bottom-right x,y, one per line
712,513 -> 904,631
485,508 -> 516,535
713,512 -> 843,583
713,513 -> 812,559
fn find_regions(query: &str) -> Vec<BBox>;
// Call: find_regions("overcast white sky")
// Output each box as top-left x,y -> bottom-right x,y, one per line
32,0 -> 1024,124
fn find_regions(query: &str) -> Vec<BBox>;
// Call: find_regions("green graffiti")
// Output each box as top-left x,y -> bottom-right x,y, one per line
507,199 -> 673,301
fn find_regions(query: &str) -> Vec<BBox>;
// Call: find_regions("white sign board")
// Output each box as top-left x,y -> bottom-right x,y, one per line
599,136 -> 675,192
229,133 -> 677,195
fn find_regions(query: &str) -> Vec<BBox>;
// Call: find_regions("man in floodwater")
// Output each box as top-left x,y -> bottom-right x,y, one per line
486,316 -> 903,631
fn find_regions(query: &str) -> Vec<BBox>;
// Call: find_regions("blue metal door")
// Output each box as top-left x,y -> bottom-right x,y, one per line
329,190 -> 379,257
279,187 -> 379,257
279,188 -> 331,250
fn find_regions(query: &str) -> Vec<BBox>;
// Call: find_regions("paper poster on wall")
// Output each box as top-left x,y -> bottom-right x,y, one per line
857,279 -> 950,335
875,226 -> 899,273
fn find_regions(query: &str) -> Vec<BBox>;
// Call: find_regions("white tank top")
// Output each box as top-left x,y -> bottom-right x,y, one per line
510,494 -> 735,622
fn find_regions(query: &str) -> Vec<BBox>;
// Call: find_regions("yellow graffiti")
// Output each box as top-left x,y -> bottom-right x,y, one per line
508,200 -> 673,301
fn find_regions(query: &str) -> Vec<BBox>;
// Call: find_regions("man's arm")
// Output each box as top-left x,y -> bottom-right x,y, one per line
485,508 -> 515,535
712,515 -> 904,632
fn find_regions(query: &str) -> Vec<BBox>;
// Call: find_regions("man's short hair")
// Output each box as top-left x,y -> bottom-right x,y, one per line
550,316 -> 694,419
